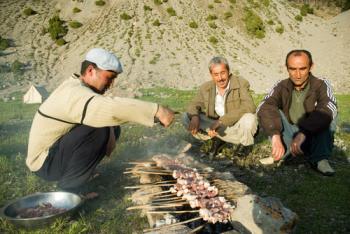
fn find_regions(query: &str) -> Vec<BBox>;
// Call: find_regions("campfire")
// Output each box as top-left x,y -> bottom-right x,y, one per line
124,153 -> 297,233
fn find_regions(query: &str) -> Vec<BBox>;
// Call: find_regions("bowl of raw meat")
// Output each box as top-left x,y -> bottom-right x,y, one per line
0,192 -> 82,228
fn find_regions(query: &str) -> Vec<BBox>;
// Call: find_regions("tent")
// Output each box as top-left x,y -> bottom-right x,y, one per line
23,85 -> 49,104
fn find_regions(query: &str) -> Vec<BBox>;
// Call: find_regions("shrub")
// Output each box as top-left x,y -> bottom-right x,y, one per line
224,12 -> 233,19
209,36 -> 218,44
152,19 -> 161,26
48,15 -> 67,40
144,5 -> 152,11
244,9 -> 265,38
206,14 -> 217,21
208,4 -> 214,9
56,38 -> 67,46
229,0 -> 236,3
11,60 -> 24,74
0,36 -> 10,51
189,21 -> 198,28
275,25 -> 284,34
95,0 -> 105,6
300,4 -> 313,16
23,7 -> 37,16
295,15 -> 303,22
267,19 -> 274,25
166,7 -> 176,16
154,0 -> 162,5
69,21 -> 82,28
120,13 -> 132,20
208,21 -> 217,29
214,0 -> 221,3
73,7 -> 81,13
262,0 -> 270,7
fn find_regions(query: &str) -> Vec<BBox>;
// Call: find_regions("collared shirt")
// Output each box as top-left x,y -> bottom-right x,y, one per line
214,81 -> 230,117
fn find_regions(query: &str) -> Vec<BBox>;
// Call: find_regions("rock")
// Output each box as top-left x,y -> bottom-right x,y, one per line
259,156 -> 274,165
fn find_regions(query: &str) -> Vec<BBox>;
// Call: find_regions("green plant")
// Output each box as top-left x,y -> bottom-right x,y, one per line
214,0 -> 221,3
144,5 -> 152,11
23,7 -> 37,16
244,9 -> 265,38
154,0 -> 162,5
166,7 -> 176,16
95,0 -> 105,6
0,36 -> 10,51
120,13 -> 132,20
11,60 -> 24,74
47,15 -> 67,40
224,11 -> 233,19
69,21 -> 82,28
229,0 -> 236,3
295,15 -> 303,22
189,21 -> 198,28
300,4 -> 313,16
206,14 -> 217,21
208,21 -> 217,29
267,19 -> 274,25
208,36 -> 218,44
275,25 -> 284,34
73,7 -> 81,13
152,19 -> 161,26
55,38 -> 66,46
262,0 -> 270,7
208,4 -> 214,9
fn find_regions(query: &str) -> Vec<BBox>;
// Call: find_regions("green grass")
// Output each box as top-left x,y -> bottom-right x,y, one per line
0,91 -> 349,233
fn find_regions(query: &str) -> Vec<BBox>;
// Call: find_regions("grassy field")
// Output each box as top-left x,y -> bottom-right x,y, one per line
0,89 -> 349,233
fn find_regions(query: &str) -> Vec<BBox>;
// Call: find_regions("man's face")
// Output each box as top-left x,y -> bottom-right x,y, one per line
91,68 -> 117,94
287,53 -> 312,89
210,63 -> 230,89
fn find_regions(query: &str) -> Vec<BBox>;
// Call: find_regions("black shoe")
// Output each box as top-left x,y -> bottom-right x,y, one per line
233,144 -> 253,157
208,137 -> 225,160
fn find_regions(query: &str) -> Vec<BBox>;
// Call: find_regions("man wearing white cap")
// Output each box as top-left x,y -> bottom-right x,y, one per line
26,48 -> 174,192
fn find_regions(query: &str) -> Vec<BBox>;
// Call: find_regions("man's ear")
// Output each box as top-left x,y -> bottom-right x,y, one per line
310,63 -> 314,71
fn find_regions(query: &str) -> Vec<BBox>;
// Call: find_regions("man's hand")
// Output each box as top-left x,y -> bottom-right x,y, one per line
188,115 -> 200,135
271,134 -> 285,161
208,120 -> 221,138
155,105 -> 175,127
106,127 -> 116,156
290,132 -> 306,157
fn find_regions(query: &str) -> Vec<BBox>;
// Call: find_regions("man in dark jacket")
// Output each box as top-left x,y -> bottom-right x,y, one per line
183,56 -> 258,159
257,49 -> 337,176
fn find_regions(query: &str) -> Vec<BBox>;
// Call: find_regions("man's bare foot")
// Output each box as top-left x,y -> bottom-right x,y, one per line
88,171 -> 101,182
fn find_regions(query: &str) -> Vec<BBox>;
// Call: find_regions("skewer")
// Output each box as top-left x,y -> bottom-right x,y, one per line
153,193 -> 177,199
139,190 -> 171,196
147,210 -> 199,214
152,196 -> 182,202
151,199 -> 185,205
129,171 -> 172,175
127,203 -> 187,210
189,224 -> 205,233
124,184 -> 175,189
143,216 -> 202,232
126,161 -> 156,165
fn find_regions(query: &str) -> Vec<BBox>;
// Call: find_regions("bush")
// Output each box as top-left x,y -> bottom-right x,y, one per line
224,12 -> 233,19
208,36 -> 218,44
229,0 -> 236,3
56,38 -> 67,46
69,21 -> 82,28
295,15 -> 303,22
206,14 -> 217,21
120,13 -> 132,20
275,25 -> 284,34
208,4 -> 214,9
11,60 -> 24,74
267,19 -> 274,25
152,19 -> 161,26
214,0 -> 221,3
300,4 -> 313,16
144,5 -> 152,11
95,0 -> 105,6
189,21 -> 198,28
166,7 -> 176,16
23,7 -> 37,16
154,0 -> 162,5
262,0 -> 270,7
0,36 -> 10,51
48,15 -> 68,40
244,9 -> 265,38
73,7 -> 81,13
208,21 -> 217,29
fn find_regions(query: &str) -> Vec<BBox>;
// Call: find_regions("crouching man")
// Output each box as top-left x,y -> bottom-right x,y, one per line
257,49 -> 337,176
182,56 -> 258,159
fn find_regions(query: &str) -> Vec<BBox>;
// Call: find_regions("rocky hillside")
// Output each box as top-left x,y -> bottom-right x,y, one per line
0,0 -> 349,96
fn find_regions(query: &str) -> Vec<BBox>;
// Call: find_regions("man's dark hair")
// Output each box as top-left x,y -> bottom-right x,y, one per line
80,60 -> 98,75
285,49 -> 313,67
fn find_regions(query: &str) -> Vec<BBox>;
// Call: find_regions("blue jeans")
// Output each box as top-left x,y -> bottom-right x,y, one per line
280,111 -> 335,163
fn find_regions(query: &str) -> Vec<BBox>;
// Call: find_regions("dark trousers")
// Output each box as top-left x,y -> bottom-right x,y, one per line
35,125 -> 121,190
280,111 -> 335,163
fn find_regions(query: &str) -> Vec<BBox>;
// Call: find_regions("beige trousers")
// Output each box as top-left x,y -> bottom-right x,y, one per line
182,113 -> 258,146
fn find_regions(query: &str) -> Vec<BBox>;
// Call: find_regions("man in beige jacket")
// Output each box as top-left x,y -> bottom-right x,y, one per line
27,48 -> 174,192
183,56 -> 258,159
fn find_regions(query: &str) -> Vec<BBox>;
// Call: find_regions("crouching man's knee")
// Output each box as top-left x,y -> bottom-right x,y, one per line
239,113 -> 258,133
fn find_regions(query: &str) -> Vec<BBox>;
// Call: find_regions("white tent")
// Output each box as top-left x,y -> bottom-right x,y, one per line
23,85 -> 49,104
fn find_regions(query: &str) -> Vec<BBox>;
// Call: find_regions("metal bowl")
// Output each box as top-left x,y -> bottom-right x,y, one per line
1,192 -> 83,228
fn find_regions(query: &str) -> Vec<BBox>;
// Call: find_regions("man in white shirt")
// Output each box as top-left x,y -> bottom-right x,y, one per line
183,56 -> 258,159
